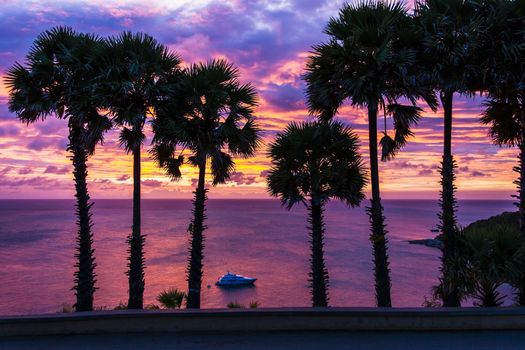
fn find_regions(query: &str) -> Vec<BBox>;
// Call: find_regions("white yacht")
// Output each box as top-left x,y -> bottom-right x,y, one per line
216,272 -> 256,286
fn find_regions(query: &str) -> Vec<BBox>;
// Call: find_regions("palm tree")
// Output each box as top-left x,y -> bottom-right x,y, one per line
5,27 -> 111,311
151,59 -> 261,309
477,0 -> 525,304
267,121 -> 366,307
457,224 -> 525,307
98,32 -> 181,309
304,2 -> 436,307
414,0 -> 482,307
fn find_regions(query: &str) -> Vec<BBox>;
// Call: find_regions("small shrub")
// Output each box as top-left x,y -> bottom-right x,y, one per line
227,301 -> 243,308
114,302 -> 127,310
422,296 -> 441,308
157,288 -> 186,309
94,305 -> 109,311
59,304 -> 74,313
145,304 -> 160,310
249,301 -> 260,309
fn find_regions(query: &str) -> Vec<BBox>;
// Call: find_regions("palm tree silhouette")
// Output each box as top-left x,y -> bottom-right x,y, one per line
97,32 -> 182,309
267,121 -> 366,307
5,27 -> 111,311
151,59 -> 261,309
478,0 -> 525,305
304,2 -> 436,307
415,0 -> 482,307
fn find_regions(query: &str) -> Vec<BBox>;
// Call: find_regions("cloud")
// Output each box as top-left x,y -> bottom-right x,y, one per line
0,124 -> 20,136
17,167 -> 33,174
418,169 -> 434,176
43,165 -> 69,175
27,138 -> 62,151
262,83 -> 305,111
0,166 -> 14,176
228,171 -> 257,185
117,174 -> 130,181
142,179 -> 162,187
0,176 -> 61,188
471,170 -> 488,177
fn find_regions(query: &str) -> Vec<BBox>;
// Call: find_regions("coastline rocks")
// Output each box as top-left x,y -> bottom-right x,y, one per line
407,238 -> 443,249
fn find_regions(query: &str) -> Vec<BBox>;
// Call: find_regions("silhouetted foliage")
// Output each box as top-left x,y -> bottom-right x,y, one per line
304,1 -> 436,307
152,59 -> 261,309
267,121 -> 366,306
477,0 -> 525,304
157,288 -> 187,309
97,32 -> 182,309
5,27 -> 111,311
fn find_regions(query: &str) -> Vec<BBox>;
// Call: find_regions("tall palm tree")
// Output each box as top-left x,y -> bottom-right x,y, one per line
267,121 -> 366,307
478,0 -> 525,304
414,0 -> 482,307
98,32 -> 181,309
151,59 -> 261,309
5,27 -> 111,311
304,2 -> 436,307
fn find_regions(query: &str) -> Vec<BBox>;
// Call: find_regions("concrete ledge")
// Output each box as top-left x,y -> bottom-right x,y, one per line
2,307 -> 525,336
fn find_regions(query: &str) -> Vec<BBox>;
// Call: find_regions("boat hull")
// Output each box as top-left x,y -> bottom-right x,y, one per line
216,278 -> 257,287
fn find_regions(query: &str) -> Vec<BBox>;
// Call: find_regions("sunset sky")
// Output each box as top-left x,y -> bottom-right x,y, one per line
0,0 -> 518,200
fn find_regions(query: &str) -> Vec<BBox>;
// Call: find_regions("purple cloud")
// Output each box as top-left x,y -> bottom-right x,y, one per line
262,83 -> 305,111
471,171 -> 488,177
418,169 -> 434,176
43,165 -> 69,175
18,167 -> 33,175
142,179 -> 162,187
117,174 -> 130,181
27,138 -> 61,151
0,176 -> 61,188
0,124 -> 20,136
0,166 -> 14,176
228,171 -> 257,185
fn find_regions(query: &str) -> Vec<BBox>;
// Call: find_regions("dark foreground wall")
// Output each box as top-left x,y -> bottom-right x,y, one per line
1,308 -> 525,336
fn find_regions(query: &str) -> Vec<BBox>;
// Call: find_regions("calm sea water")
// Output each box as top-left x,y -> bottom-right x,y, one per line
0,199 -> 516,315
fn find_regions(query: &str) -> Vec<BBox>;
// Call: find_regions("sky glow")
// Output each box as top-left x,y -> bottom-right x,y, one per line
0,0 -> 516,199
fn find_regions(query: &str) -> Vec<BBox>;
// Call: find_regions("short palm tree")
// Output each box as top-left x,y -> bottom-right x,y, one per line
458,224 -> 525,307
304,1 -> 436,307
5,27 -> 111,311
98,32 -> 182,309
151,59 -> 261,309
267,121 -> 366,307
415,0 -> 482,307
477,0 -> 525,304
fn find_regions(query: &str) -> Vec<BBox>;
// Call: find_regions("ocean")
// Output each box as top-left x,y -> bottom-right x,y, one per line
0,199 -> 516,315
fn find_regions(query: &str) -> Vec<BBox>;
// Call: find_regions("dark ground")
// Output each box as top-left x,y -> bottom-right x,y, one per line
1,330 -> 525,350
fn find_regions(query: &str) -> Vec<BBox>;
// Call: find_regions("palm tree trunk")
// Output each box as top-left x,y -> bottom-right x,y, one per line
187,158 -> 207,309
127,142 -> 145,309
70,138 -> 96,312
367,102 -> 392,307
517,105 -> 525,305
308,194 -> 329,307
439,91 -> 461,307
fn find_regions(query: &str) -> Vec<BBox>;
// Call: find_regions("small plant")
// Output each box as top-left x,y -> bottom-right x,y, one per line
157,288 -> 186,309
422,296 -> 441,308
249,300 -> 260,309
94,305 -> 110,311
145,304 -> 160,310
59,304 -> 74,313
114,302 -> 127,310
227,301 -> 243,308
